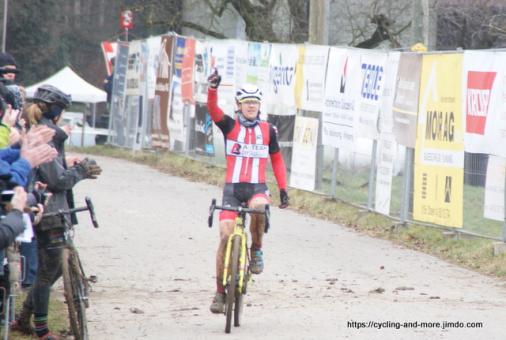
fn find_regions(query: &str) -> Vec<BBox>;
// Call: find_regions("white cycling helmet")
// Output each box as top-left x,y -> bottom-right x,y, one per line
235,83 -> 262,103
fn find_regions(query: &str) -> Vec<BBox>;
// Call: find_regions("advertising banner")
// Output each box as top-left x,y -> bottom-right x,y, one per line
392,53 -> 422,147
266,43 -> 298,116
484,155 -> 505,221
101,41 -> 117,76
267,114 -> 295,171
194,103 -> 215,156
110,42 -> 129,146
194,40 -> 211,103
379,52 -> 400,134
322,47 -> 361,149
290,116 -> 319,191
208,40 -> 237,115
375,133 -> 396,215
297,44 -> 329,112
462,51 -> 506,157
152,35 -> 174,148
356,51 -> 387,139
413,54 -> 464,228
181,37 -> 195,103
146,36 -> 161,100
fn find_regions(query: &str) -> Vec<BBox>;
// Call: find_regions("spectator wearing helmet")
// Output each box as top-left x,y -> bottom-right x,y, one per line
13,85 -> 102,340
206,69 -> 289,314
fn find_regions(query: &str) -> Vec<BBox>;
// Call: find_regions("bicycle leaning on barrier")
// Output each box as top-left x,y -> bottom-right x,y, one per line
42,196 -> 99,340
10,197 -> 99,340
208,199 -> 270,334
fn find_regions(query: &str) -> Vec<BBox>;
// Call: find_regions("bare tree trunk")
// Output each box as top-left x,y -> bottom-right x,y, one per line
309,0 -> 328,44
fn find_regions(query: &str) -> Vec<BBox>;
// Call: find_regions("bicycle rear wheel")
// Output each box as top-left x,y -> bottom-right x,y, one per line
225,235 -> 241,334
62,248 -> 89,340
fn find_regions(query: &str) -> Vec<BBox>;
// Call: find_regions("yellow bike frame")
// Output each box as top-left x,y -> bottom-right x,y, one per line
222,215 -> 249,293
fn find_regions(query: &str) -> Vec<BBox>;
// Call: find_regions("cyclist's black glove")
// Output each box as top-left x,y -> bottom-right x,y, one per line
207,69 -> 221,89
79,158 -> 102,179
279,189 -> 289,209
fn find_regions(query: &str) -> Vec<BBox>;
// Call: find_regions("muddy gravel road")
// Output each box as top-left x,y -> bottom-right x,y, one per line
68,154 -> 506,340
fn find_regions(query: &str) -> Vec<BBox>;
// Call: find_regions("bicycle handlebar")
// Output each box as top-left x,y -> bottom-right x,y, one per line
43,196 -> 99,229
208,199 -> 270,233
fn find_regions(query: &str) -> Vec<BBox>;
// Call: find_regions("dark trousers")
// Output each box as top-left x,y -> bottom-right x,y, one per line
21,229 -> 64,318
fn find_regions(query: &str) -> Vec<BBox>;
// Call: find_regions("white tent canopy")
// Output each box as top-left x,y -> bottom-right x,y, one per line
25,66 -> 107,104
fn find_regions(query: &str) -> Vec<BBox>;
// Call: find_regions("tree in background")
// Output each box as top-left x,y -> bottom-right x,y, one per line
436,0 -> 506,49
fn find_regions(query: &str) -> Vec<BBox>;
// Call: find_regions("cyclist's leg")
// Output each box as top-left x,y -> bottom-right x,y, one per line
248,188 -> 269,274
30,230 -> 64,338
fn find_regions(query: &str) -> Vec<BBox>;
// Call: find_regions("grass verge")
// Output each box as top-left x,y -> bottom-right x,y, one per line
75,145 -> 506,278
5,291 -> 67,339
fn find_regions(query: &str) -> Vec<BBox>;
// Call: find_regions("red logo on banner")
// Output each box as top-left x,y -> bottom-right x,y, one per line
466,71 -> 496,135
120,10 -> 134,30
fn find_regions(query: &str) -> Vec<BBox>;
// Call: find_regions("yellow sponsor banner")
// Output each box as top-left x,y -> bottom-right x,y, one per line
294,45 -> 305,109
413,54 -> 464,227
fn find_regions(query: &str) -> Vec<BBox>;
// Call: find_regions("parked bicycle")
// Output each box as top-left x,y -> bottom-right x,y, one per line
208,199 -> 270,334
42,197 -> 99,340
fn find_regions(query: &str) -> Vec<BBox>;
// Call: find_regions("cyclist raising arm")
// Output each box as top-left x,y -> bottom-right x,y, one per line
207,70 -> 289,314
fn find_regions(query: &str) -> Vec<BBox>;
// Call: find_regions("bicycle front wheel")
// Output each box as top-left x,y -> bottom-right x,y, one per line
62,248 -> 89,340
225,235 -> 241,334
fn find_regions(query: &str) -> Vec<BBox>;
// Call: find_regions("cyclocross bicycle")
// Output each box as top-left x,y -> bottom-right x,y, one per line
208,199 -> 270,334
43,197 -> 99,340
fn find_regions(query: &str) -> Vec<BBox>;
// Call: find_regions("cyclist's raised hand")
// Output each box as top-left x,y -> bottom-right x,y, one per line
207,69 -> 221,89
279,189 -> 289,209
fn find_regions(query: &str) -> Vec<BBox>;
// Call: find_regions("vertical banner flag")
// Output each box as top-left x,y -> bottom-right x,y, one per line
290,116 -> 319,191
194,40 -> 211,103
146,36 -> 161,100
152,35 -> 174,148
125,40 -> 142,96
101,41 -> 117,76
194,103 -> 215,156
375,52 -> 400,215
356,51 -> 387,139
322,47 -> 362,149
298,44 -> 329,112
267,43 -> 298,115
462,51 -> 506,157
413,54 -> 464,228
393,53 -> 422,147
168,36 -> 187,151
181,37 -> 195,103
110,42 -> 129,146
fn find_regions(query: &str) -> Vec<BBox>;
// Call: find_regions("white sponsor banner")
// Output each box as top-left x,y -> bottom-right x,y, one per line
356,51 -> 388,139
375,133 -> 396,215
290,116 -> 319,191
169,76 -> 186,151
146,36 -> 161,99
194,40 -> 211,103
234,40 -> 249,88
484,155 -> 505,221
267,43 -> 298,116
300,44 -> 329,112
463,51 -> 506,157
379,52 -> 400,134
322,47 -> 362,149
208,40 -> 237,115
125,40 -> 142,96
